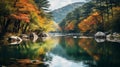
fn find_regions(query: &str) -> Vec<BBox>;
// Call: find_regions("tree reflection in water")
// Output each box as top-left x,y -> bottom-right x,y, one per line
0,37 -> 59,67
0,36 -> 120,67
51,37 -> 120,67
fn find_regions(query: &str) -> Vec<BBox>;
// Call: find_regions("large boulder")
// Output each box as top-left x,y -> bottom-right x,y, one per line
95,31 -> 106,38
7,36 -> 22,45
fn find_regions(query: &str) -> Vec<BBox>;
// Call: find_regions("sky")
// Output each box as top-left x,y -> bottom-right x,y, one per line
48,0 -> 86,11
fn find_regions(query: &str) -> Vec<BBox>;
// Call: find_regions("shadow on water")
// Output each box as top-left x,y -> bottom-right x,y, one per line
0,36 -> 120,67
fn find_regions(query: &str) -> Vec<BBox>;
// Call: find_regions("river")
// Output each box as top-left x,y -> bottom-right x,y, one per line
0,36 -> 120,67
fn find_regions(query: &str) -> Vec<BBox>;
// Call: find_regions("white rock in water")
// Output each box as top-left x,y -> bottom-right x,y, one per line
9,36 -> 22,45
95,31 -> 105,37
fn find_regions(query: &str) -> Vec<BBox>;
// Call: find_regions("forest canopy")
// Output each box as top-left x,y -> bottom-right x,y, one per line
59,0 -> 120,34
0,0 -> 55,35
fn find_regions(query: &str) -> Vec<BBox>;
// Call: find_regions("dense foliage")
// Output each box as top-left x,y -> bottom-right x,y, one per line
59,0 -> 120,34
0,0 -> 55,35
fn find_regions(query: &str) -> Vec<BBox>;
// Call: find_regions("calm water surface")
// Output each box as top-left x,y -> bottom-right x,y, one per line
0,36 -> 120,67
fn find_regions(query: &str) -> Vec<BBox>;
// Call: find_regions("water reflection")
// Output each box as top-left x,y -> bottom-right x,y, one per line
50,37 -> 120,67
0,37 -> 59,67
0,36 -> 120,67
49,53 -> 88,67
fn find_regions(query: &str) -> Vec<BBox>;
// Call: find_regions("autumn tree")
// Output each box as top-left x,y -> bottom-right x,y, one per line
78,12 -> 102,33
0,0 -> 55,35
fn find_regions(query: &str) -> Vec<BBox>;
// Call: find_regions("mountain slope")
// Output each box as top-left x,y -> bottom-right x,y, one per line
52,2 -> 84,23
59,1 -> 120,34
59,2 -> 95,33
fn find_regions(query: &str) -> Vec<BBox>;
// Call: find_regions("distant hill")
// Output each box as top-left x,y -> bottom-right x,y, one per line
51,2 -> 84,23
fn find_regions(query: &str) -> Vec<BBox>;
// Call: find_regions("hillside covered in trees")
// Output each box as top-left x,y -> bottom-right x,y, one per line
0,0 -> 120,35
0,0 -> 56,36
59,0 -> 120,34
52,2 -> 84,23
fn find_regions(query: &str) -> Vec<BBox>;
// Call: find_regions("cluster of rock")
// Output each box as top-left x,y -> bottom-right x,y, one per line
95,32 -> 120,43
7,32 -> 48,45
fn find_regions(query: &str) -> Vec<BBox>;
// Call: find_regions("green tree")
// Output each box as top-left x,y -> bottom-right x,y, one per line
34,0 -> 50,11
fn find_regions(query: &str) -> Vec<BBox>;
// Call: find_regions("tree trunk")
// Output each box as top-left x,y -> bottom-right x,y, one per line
23,23 -> 29,33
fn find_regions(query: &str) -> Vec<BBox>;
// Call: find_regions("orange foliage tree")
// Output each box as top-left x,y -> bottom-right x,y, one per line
65,21 -> 75,31
0,0 -> 55,34
78,12 -> 102,33
9,0 -> 40,33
